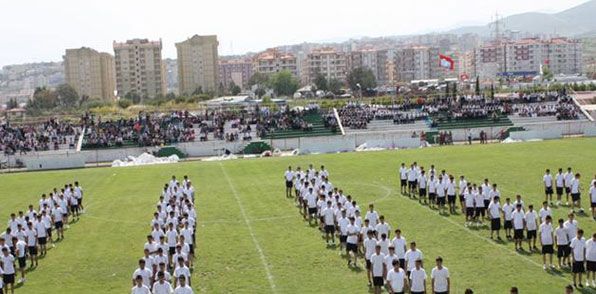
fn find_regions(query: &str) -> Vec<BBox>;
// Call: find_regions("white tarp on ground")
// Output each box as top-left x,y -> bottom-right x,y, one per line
355,143 -> 386,152
111,153 -> 179,167
202,154 -> 238,161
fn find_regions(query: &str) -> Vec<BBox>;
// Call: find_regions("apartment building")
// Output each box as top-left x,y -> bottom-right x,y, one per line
113,39 -> 166,101
176,35 -> 219,95
394,46 -> 442,82
219,58 -> 253,90
306,47 -> 348,83
63,47 -> 115,100
253,48 -> 298,76
349,49 -> 396,85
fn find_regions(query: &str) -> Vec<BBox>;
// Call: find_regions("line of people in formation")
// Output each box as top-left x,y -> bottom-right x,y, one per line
131,175 -> 197,294
284,165 -> 451,294
399,162 -> 596,289
0,181 -> 84,294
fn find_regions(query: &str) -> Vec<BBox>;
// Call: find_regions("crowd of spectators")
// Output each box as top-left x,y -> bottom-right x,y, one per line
256,105 -> 318,137
1,119 -> 79,155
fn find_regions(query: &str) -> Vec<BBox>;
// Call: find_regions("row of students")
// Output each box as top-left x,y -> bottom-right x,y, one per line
400,161 -> 596,289
543,168 -> 596,213
284,165 -> 451,294
131,175 -> 195,294
0,181 -> 84,294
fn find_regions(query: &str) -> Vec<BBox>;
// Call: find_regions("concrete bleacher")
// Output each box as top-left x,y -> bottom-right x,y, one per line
261,112 -> 336,140
345,120 -> 429,134
434,116 -> 514,130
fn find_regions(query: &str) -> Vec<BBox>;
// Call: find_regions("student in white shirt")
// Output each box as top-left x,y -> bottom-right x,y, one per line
586,233 -> 596,287
564,167 -> 574,205
409,259 -> 426,294
590,181 -> 596,220
284,166 -> 294,198
386,259 -> 408,294
502,199 -> 516,232
152,271 -> 174,294
431,256 -> 450,294
544,169 -> 554,204
564,213 -> 579,245
174,275 -> 193,294
458,175 -> 467,214
525,205 -> 539,251
555,218 -> 572,269
321,201 -> 336,245
131,259 -> 153,288
370,245 -> 386,294
392,229 -> 407,271
404,242 -> 423,274
540,215 -> 555,269
346,217 -> 360,267
131,275 -> 151,294
428,175 -> 438,210
539,201 -> 552,224
407,164 -> 418,198
364,231 -> 378,286
375,216 -> 391,240
418,170 -> 428,205
174,257 -> 191,288
446,176 -> 457,215
570,173 -> 583,213
511,204 -> 525,251
488,197 -> 502,240
1,248 -> 15,294
365,204 -> 379,229
556,168 -> 565,206
570,229 -> 586,288
399,163 -> 408,195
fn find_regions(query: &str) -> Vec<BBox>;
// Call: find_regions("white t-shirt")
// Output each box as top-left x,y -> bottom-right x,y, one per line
365,211 -> 379,227
511,210 -> 525,230
570,237 -> 586,261
404,249 -> 423,271
556,173 -> 564,187
174,285 -> 194,294
322,207 -> 335,226
586,238 -> 596,262
392,237 -> 407,258
409,268 -> 427,292
0,254 -> 15,274
284,170 -> 294,181
564,220 -> 578,240
539,208 -> 551,223
571,178 -> 580,194
131,285 -> 151,294
364,238 -> 378,259
555,227 -> 570,245
488,202 -> 500,219
375,222 -> 390,238
346,224 -> 359,244
502,203 -> 514,220
399,167 -> 408,180
590,186 -> 596,203
543,174 -> 553,187
387,268 -> 406,292
525,211 -> 538,231
153,281 -> 174,294
370,252 -> 386,277
540,223 -> 554,245
431,266 -> 450,292
132,268 -> 153,287
174,265 -> 191,282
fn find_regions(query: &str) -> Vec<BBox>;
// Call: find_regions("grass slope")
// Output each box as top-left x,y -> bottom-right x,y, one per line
0,138 -> 595,293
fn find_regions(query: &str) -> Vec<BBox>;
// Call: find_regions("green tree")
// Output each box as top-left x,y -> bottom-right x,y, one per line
542,65 -> 554,81
475,76 -> 480,96
165,92 -> 176,100
56,84 -> 79,107
314,73 -> 328,91
28,87 -> 58,109
248,72 -> 270,87
347,67 -> 376,91
270,70 -> 299,96
228,81 -> 242,95
328,78 -> 342,94
255,87 -> 266,99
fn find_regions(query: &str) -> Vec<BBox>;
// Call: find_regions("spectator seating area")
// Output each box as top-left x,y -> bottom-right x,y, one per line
1,119 -> 80,155
259,106 -> 337,140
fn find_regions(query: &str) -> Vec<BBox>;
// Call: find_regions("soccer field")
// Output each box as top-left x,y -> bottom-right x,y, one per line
1,138 -> 596,293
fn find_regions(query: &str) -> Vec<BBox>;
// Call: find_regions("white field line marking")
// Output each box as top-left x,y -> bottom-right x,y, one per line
219,163 -> 277,293
382,184 -> 573,284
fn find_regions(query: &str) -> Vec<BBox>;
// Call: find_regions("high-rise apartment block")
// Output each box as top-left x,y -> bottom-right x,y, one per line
63,47 -> 115,100
113,38 -> 166,100
176,35 -> 219,95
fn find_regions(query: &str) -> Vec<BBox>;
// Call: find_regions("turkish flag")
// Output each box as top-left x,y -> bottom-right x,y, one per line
439,54 -> 455,71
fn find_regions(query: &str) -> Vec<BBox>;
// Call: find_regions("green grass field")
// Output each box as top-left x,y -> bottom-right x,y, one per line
1,138 -> 596,293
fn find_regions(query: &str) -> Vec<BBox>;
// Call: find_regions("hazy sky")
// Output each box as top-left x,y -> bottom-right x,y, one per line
0,0 -> 589,67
